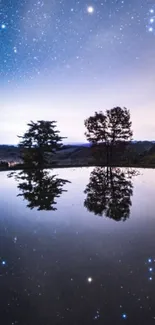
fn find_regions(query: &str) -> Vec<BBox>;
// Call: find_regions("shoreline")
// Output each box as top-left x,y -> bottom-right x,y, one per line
0,162 -> 155,172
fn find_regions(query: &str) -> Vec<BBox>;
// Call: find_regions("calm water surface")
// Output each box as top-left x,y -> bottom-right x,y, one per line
1,167 -> 155,325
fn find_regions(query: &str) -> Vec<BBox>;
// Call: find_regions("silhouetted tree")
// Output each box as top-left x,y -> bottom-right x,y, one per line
13,169 -> 70,211
18,120 -> 66,168
0,161 -> 9,168
84,107 -> 133,165
84,167 -> 134,221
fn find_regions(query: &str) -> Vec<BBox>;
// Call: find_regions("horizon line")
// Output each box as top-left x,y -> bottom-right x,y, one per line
0,140 -> 155,146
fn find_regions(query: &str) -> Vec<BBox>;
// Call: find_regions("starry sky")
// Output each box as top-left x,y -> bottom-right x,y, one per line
1,0 -> 155,144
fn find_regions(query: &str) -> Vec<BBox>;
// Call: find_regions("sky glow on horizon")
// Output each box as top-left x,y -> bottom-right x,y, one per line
1,0 -> 155,144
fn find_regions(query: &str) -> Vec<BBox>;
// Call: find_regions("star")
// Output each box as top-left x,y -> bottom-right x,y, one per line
149,267 -> 153,272
87,277 -> 93,283
13,47 -> 17,53
148,258 -> 152,263
94,311 -> 100,320
87,6 -> 94,14
122,313 -> 127,319
149,277 -> 153,281
150,18 -> 154,24
1,260 -> 6,265
150,9 -> 154,14
148,27 -> 153,32
1,24 -> 6,29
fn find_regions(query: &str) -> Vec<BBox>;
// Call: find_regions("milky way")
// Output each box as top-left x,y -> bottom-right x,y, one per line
1,0 -> 155,143
1,0 -> 154,81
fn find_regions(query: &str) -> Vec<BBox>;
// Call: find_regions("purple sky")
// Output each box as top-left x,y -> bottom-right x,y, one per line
1,0 -> 155,144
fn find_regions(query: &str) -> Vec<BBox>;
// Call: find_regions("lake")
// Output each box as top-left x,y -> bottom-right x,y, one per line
1,167 -> 155,325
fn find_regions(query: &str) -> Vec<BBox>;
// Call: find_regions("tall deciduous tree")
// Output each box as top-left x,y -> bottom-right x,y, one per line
84,167 -> 133,222
84,107 -> 133,165
18,120 -> 66,168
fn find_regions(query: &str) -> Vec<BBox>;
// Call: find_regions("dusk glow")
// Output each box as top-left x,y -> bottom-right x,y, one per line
1,1 -> 155,144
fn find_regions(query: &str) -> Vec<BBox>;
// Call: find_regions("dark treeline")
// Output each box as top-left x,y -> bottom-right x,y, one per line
1,106 -> 155,169
8,166 -> 138,222
7,106 -> 135,221
6,107 -> 143,222
84,167 -> 138,222
17,106 -> 133,168
8,169 -> 70,211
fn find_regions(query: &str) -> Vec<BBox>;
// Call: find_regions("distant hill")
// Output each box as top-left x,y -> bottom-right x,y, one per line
129,141 -> 154,153
66,142 -> 91,147
139,143 -> 155,166
0,141 -> 155,148
0,141 -> 155,167
0,145 -> 20,162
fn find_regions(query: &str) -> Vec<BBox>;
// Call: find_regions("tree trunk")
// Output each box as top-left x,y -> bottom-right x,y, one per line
106,144 -> 109,166
110,145 -> 112,166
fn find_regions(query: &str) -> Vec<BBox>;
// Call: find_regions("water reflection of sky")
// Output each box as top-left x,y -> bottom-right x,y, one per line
1,168 -> 155,324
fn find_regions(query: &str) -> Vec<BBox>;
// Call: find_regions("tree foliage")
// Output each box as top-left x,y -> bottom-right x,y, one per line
84,107 -> 133,165
84,167 -> 134,221
18,120 -> 66,168
11,169 -> 70,211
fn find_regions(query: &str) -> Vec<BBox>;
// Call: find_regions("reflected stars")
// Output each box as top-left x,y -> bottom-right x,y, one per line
2,169 -> 155,325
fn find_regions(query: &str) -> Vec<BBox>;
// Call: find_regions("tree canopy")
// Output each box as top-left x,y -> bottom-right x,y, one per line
84,167 -> 134,221
85,107 -> 132,144
84,107 -> 133,165
15,169 -> 70,211
18,120 -> 66,168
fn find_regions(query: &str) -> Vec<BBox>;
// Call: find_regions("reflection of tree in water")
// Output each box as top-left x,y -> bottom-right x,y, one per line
84,167 -> 136,222
10,169 -> 70,211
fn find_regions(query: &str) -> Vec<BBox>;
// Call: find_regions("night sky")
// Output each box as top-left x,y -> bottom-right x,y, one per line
1,0 -> 155,144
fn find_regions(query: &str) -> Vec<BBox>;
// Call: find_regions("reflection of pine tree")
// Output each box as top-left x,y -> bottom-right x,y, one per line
84,167 -> 134,222
14,169 -> 70,211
